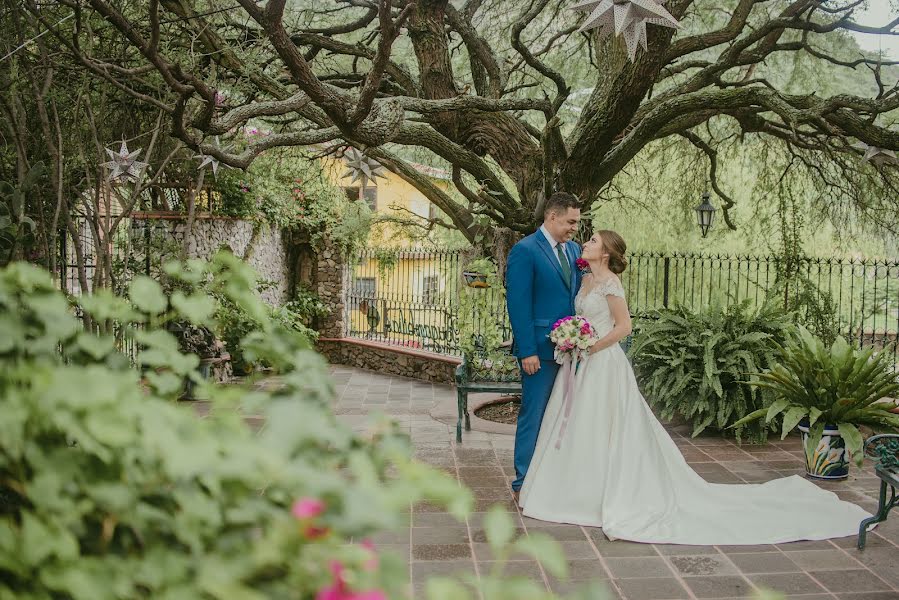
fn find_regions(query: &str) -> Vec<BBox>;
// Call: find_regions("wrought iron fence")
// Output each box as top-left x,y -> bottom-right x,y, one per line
344,248 -> 899,360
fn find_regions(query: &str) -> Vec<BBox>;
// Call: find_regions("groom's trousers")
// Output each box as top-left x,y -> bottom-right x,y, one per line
512,359 -> 560,491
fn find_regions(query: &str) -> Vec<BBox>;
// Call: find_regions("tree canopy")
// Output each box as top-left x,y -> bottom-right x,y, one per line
8,0 -> 899,249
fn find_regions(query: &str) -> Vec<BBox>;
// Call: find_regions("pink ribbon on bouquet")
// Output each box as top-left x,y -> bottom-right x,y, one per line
554,351 -> 582,450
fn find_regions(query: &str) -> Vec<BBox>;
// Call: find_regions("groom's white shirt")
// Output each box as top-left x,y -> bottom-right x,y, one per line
540,224 -> 568,268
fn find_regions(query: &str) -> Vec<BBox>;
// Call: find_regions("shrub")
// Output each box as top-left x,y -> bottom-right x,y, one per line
0,256 -> 472,599
629,300 -> 794,442
0,256 -> 583,600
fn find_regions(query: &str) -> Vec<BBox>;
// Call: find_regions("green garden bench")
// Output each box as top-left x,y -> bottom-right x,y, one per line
455,341 -> 521,443
454,335 -> 634,443
857,433 -> 899,549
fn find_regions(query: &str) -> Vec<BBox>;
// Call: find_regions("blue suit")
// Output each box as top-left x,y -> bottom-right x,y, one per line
505,230 -> 582,491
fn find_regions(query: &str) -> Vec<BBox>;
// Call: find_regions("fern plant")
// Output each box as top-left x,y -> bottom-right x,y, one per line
629,300 -> 794,442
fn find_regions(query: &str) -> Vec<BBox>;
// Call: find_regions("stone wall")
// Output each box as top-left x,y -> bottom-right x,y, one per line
317,338 -> 460,384
315,238 -> 348,338
133,214 -> 289,305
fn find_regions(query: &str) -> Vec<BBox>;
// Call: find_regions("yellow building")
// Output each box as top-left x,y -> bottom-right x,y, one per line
324,156 -> 465,352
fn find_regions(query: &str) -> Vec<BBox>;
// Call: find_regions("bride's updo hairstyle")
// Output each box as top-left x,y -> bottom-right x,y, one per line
597,230 -> 628,274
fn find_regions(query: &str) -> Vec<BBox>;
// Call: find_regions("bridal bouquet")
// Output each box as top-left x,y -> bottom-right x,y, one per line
549,315 -> 595,449
549,315 -> 596,363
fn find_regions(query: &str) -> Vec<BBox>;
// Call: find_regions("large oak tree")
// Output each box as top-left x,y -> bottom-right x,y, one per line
22,0 -> 899,250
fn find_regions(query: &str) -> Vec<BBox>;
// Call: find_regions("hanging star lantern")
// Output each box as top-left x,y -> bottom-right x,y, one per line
571,0 -> 679,62
341,147 -> 387,188
851,141 -> 899,167
194,137 -> 233,177
102,140 -> 149,182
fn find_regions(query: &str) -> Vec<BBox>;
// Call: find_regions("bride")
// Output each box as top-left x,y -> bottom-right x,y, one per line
519,229 -> 873,544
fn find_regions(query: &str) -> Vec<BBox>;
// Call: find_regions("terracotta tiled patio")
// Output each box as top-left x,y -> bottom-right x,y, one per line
312,366 -> 899,599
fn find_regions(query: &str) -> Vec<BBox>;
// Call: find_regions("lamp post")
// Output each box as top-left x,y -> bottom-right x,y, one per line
694,191 -> 717,238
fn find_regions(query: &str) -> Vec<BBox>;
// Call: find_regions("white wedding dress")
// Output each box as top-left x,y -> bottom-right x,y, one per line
519,277 -> 873,544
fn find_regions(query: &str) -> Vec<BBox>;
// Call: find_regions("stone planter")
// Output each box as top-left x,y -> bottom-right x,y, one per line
797,418 -> 850,480
182,355 -> 230,400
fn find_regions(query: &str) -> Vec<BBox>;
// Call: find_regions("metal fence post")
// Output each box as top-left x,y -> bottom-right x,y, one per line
663,256 -> 671,308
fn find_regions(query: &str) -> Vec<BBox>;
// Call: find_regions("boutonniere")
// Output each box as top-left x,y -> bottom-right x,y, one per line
575,258 -> 591,273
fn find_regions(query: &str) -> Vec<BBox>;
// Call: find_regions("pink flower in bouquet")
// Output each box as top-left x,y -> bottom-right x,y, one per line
316,561 -> 386,600
580,323 -> 592,335
576,258 -> 590,273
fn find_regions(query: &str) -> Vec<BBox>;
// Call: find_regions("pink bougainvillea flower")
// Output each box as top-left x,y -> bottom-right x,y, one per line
304,525 -> 330,540
360,539 -> 379,571
316,561 -> 386,600
292,497 -> 326,520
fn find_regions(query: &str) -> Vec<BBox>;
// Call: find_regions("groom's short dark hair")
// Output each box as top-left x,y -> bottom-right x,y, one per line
544,192 -> 580,217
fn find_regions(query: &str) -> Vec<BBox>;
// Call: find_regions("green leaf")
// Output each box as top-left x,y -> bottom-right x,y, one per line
781,406 -> 808,439
76,333 -> 116,360
129,276 -> 167,314
483,505 -> 516,553
171,292 -> 215,325
766,398 -> 790,422
426,577 -> 472,600
514,532 -> 568,579
837,423 -> 864,466
21,513 -> 55,565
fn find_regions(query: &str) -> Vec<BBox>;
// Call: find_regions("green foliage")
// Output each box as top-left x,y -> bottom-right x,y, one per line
768,275 -> 843,348
0,256 -> 477,600
630,300 -> 794,442
457,258 -> 520,381
0,163 -> 43,265
425,506 -> 609,600
211,149 -> 372,254
0,256 -> 584,599
732,327 -> 899,465
214,169 -> 256,218
282,287 -> 329,326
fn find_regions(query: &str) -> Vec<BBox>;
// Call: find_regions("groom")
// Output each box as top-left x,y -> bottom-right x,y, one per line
506,192 -> 582,504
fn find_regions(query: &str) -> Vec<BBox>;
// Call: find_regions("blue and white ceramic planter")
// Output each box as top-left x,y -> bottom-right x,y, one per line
797,418 -> 849,480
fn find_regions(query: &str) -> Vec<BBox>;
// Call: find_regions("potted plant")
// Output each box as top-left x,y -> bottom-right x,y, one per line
462,257 -> 494,288
732,327 -> 899,480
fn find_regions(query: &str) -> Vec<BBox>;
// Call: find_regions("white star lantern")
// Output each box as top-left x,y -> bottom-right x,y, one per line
851,141 -> 899,168
341,148 -> 387,188
571,0 -> 680,62
102,140 -> 149,182
194,137 -> 233,177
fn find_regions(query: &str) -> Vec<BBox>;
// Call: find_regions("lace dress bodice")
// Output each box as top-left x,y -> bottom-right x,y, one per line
575,276 -> 625,337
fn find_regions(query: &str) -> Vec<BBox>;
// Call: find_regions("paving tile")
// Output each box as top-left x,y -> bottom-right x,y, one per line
717,544 -> 780,554
615,577 -> 691,600
667,554 -> 739,576
727,552 -> 801,573
655,544 -> 718,556
558,541 -> 600,560
835,593 -> 899,600
478,560 -> 545,580
526,524 -> 590,541
809,569 -> 893,593
775,540 -> 838,551
683,575 -> 755,598
605,557 -> 674,578
412,512 -> 464,528
748,572 -> 827,595
411,543 -> 472,561
783,549 -> 862,570
469,527 -> 525,544
411,527 -> 469,545
591,536 -> 660,557
409,559 -> 476,580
